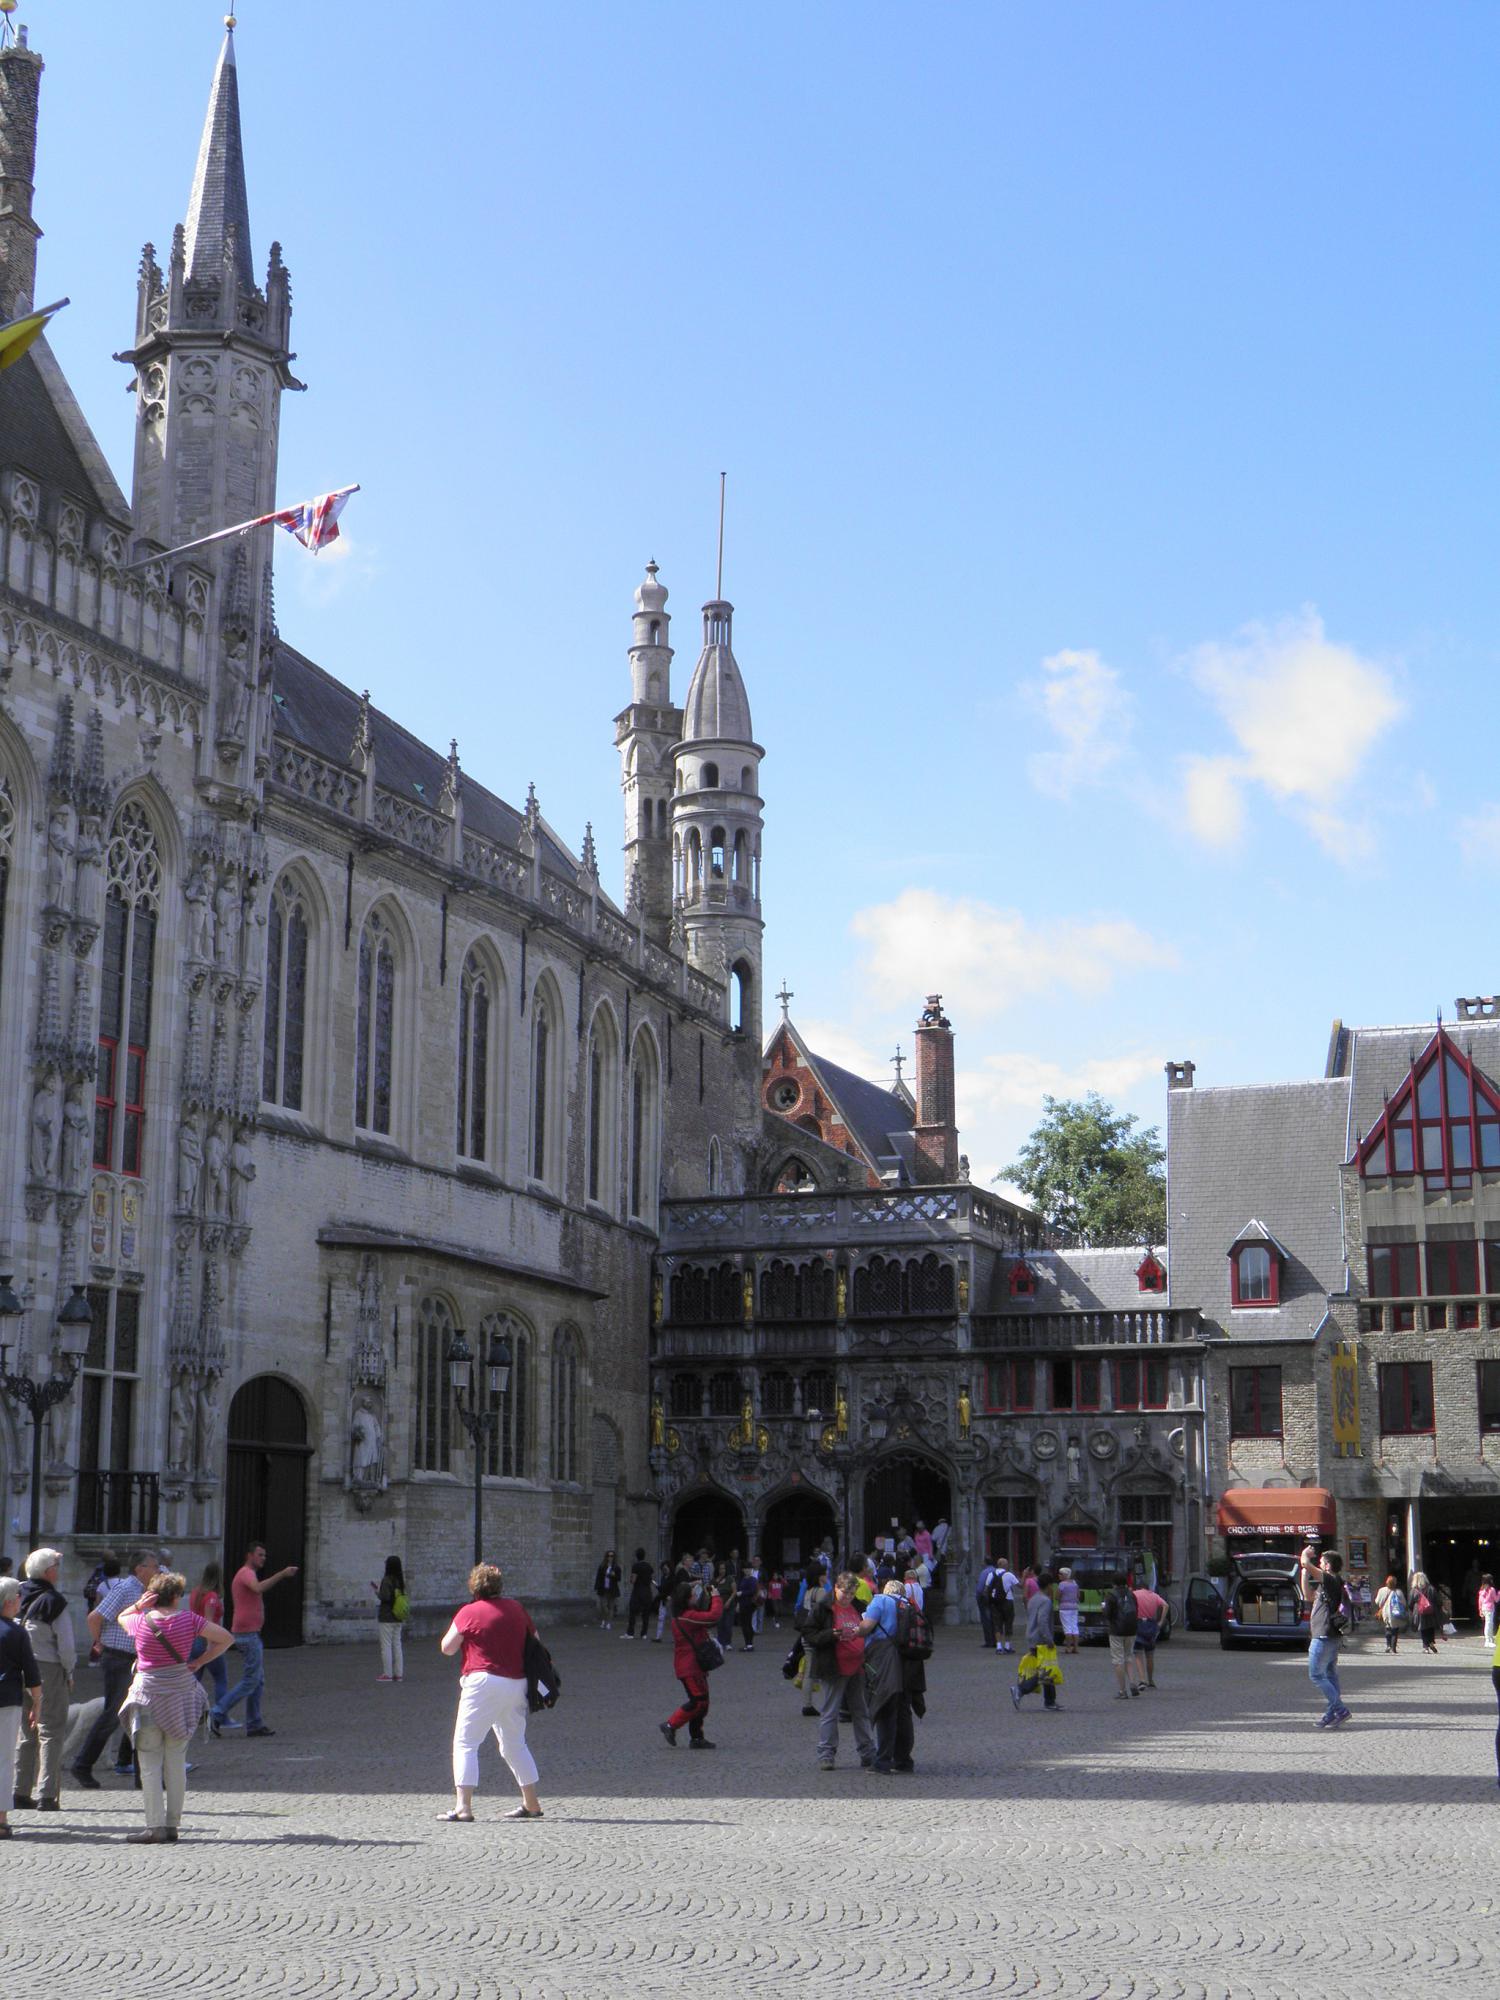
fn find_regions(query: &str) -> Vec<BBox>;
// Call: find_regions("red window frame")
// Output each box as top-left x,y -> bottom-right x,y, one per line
1378,1361 -> 1434,1436
1144,1355 -> 1170,1408
1426,1240 -> 1479,1295
1075,1356 -> 1102,1411
93,1038 -> 117,1170
1136,1253 -> 1166,1294
1008,1260 -> 1036,1299
1358,1030 -> 1500,1191
1229,1364 -> 1283,1438
1230,1242 -> 1280,1308
1113,1355 -> 1141,1410
982,1357 -> 1036,1413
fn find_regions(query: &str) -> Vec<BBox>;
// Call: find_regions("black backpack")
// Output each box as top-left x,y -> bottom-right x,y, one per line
900,1598 -> 935,1661
986,1569 -> 1011,1607
1106,1587 -> 1139,1638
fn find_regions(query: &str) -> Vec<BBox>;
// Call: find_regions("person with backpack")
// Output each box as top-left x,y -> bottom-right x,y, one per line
1308,1549 -> 1352,1727
660,1577 -> 723,1748
1374,1574 -> 1407,1654
861,1579 -> 916,1771
372,1555 -> 408,1681
1105,1574 -> 1140,1699
975,1560 -> 999,1651
1011,1569 -> 1062,1712
1410,1569 -> 1441,1654
993,1563 -> 1020,1654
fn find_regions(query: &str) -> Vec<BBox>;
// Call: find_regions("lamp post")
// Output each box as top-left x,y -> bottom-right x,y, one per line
0,1279 -> 93,1550
447,1320 -> 513,1569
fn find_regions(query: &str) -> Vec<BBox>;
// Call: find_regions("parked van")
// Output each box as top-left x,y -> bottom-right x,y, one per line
1219,1550 -> 1311,1650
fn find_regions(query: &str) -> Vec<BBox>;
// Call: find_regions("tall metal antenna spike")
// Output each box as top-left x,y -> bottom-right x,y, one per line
716,471 -> 726,600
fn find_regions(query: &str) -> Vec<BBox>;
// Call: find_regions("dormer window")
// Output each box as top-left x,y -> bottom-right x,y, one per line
1136,1251 -> 1166,1295
1227,1223 -> 1284,1308
1008,1259 -> 1036,1300
1358,1028 -> 1500,1192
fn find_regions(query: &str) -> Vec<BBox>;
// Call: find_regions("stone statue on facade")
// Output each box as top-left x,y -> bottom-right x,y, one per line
957,1384 -> 972,1439
228,1127 -> 256,1223
213,868 -> 241,971
60,1086 -> 90,1191
44,808 -> 71,909
185,862 -> 213,962
196,1372 -> 222,1475
203,1121 -> 228,1217
29,1074 -> 59,1182
351,1401 -> 385,1489
168,1374 -> 194,1471
177,1115 -> 203,1212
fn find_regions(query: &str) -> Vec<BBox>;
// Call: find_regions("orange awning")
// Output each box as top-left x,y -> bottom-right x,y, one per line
1217,1487 -> 1337,1539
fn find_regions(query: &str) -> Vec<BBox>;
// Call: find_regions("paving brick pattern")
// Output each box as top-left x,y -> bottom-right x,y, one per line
7,1624 -> 1498,1997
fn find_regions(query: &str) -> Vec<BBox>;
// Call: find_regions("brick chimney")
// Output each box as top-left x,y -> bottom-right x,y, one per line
1165,1060 -> 1196,1090
912,994 -> 958,1183
0,31 -> 44,319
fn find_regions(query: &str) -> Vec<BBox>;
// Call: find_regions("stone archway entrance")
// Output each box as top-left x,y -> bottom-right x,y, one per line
225,1376 -> 311,1648
669,1488 -> 747,1567
861,1452 -> 952,1556
761,1488 -> 837,1573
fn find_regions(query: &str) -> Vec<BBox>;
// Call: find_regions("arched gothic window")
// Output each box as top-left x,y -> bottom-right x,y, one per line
481,1313 -> 529,1478
685,829 -> 702,898
95,802 -> 162,1175
262,874 -> 310,1111
0,776 -> 14,992
732,830 -> 747,884
707,1135 -> 723,1193
629,1029 -> 660,1222
551,1326 -> 581,1481
456,951 -> 492,1161
710,826 -> 727,879
413,1295 -> 454,1473
531,984 -> 563,1186
586,1008 -> 620,1207
355,909 -> 398,1136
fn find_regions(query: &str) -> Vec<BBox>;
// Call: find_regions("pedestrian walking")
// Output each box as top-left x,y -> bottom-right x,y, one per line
653,1558 -> 677,1642
593,1551 -> 621,1629
1012,1570 -> 1063,1712
439,1561 -> 545,1820
1410,1570 -> 1441,1654
661,1578 -> 723,1748
621,1548 -> 655,1638
1105,1574 -> 1140,1699
1056,1567 -> 1081,1655
117,1571 -> 233,1844
70,1547 -> 159,1787
13,1548 -> 74,1813
372,1555 -> 408,1681
188,1564 -> 230,1710
1130,1577 -> 1171,1690
802,1572 -> 876,1771
1308,1550 -> 1352,1728
208,1541 -> 299,1739
995,1564 -> 1020,1653
1373,1574 -> 1406,1654
767,1571 -> 785,1630
0,1577 -> 42,1840
975,1558 -> 999,1650
1479,1573 -> 1498,1649
793,1563 -> 830,1716
736,1566 -> 761,1652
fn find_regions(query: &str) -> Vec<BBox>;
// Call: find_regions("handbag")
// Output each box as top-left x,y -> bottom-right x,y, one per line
1441,1620 -> 1458,1639
675,1617 -> 723,1675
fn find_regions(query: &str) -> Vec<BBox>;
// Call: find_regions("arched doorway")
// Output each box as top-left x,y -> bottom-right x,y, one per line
761,1487 -> 837,1574
862,1452 -> 954,1602
225,1376 -> 311,1648
670,1488 -> 747,1566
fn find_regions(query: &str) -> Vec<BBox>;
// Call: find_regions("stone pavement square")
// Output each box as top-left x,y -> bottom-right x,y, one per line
6,1622 -> 1498,1998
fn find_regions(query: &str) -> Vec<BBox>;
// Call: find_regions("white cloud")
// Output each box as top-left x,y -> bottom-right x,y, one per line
958,1048 -> 1166,1187
1024,647 -> 1132,800
849,889 -> 1175,1020
1459,804 -> 1500,868
1180,608 -> 1401,859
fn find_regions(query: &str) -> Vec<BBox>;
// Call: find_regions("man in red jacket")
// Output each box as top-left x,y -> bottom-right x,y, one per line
660,1580 -> 722,1748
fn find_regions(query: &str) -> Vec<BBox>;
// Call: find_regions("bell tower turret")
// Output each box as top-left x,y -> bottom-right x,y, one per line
614,560 -> 680,942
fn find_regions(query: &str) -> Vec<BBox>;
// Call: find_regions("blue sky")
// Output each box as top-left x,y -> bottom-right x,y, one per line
26,4 -> 1500,1182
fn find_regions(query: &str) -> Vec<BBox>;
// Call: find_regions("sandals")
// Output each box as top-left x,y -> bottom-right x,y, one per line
504,1805 -> 544,1818
438,1810 -> 475,1822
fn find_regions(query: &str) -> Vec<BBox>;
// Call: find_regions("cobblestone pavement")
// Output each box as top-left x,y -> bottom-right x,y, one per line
8,1621 -> 1499,1998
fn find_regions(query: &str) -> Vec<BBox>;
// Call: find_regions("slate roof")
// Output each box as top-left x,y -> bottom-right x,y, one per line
1026,1246 -> 1166,1314
681,609 -> 754,745
810,1050 -> 916,1170
184,29 -> 255,290
1335,1020 -> 1500,1154
1166,1077 -> 1351,1341
0,345 -> 127,520
271,644 -> 612,899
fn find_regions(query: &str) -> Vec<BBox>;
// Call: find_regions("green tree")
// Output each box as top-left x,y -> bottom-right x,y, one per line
1002,1093 -> 1165,1247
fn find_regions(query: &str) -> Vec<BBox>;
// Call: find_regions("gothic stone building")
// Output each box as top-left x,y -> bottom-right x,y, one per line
651,999 -> 1203,1619
0,27 -> 766,1634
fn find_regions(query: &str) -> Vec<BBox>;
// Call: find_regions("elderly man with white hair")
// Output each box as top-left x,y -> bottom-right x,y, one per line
13,1548 -> 75,1812
0,1576 -> 44,1839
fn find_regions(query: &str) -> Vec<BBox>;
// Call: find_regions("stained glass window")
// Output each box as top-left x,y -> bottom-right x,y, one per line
413,1295 -> 453,1472
262,876 -> 309,1110
457,953 -> 491,1160
96,803 -> 160,1174
356,910 -> 396,1135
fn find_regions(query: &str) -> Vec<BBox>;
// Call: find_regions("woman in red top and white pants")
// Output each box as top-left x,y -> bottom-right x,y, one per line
439,1562 -> 543,1822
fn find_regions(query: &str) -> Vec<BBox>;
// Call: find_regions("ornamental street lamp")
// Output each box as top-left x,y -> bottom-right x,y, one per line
0,1280 -> 94,1550
447,1319 -> 514,1568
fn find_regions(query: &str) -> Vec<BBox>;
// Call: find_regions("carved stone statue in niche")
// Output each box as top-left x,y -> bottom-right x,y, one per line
196,1372 -> 222,1475
168,1373 -> 194,1471
29,1074 -> 59,1182
44,808 -> 71,908
176,1115 -> 202,1212
185,862 -> 213,962
203,1121 -> 228,1216
74,819 -> 103,928
350,1394 -> 386,1494
60,1086 -> 90,1191
228,1127 -> 256,1224
213,867 -> 240,971
219,631 -> 251,744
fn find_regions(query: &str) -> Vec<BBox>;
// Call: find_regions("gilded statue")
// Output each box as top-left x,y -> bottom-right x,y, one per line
650,1395 -> 665,1449
957,1384 -> 973,1439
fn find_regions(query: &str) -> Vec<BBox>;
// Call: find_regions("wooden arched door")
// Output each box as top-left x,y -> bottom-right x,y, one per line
225,1376 -> 311,1648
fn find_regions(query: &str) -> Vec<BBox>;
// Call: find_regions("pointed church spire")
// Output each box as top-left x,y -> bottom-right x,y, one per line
183,22 -> 254,291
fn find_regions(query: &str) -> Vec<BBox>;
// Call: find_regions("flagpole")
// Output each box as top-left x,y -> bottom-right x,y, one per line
123,484 -> 359,569
716,470 -> 726,600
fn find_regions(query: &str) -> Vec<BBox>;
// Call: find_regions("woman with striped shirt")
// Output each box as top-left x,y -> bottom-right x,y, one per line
118,1572 -> 233,1844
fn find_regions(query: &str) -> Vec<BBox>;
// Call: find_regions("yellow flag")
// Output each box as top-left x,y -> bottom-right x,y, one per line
0,297 -> 69,371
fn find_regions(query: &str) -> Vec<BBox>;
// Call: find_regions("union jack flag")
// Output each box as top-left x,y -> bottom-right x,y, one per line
270,488 -> 354,551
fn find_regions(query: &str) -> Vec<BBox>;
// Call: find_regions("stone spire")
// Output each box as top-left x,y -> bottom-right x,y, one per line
183,22 -> 254,290
0,24 -> 43,317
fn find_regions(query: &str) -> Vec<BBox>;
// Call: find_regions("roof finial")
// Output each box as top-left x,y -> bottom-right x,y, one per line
716,471 -> 726,600
775,978 -> 793,1022
892,1044 -> 905,1086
